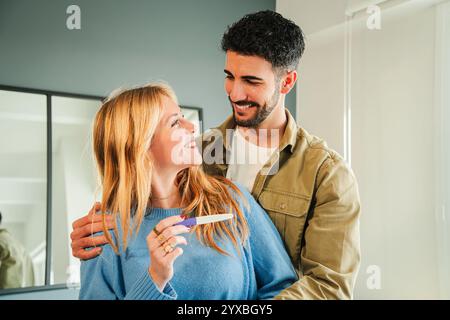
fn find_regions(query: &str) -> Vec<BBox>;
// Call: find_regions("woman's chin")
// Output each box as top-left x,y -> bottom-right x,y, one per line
173,155 -> 203,169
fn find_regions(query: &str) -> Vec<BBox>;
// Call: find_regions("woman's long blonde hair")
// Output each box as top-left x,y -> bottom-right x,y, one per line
93,82 -> 249,255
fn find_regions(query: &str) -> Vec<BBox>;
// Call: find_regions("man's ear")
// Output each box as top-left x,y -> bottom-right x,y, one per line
280,70 -> 298,95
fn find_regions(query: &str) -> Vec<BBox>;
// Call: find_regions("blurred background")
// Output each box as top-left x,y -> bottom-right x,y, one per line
0,0 -> 449,299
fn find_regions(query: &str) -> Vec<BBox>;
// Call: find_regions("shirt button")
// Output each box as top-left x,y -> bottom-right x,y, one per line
280,203 -> 287,210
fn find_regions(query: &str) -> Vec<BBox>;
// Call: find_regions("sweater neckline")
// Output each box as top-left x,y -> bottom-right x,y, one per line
144,207 -> 183,220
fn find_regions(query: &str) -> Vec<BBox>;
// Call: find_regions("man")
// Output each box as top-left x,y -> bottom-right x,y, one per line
0,211 -> 35,289
70,10 -> 360,299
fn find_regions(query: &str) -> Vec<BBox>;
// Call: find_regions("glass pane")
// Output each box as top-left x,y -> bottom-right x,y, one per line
282,0 -> 450,299
182,107 -> 202,136
50,96 -> 101,286
349,2 -> 450,299
0,90 -> 47,289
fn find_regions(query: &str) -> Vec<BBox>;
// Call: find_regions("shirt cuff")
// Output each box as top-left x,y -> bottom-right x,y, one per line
124,269 -> 177,300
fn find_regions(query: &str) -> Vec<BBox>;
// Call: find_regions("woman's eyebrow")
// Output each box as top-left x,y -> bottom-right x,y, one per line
166,113 -> 179,124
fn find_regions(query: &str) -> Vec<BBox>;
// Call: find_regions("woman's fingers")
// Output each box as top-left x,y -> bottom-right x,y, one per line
167,235 -> 188,247
153,215 -> 185,235
160,225 -> 190,241
164,247 -> 184,263
146,216 -> 188,290
152,245 -> 184,266
152,235 -> 188,251
146,214 -> 188,246
147,225 -> 189,250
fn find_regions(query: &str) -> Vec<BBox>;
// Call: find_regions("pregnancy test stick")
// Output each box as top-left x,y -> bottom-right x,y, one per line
174,214 -> 234,228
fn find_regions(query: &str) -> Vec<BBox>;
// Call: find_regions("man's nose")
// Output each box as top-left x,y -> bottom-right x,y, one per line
229,82 -> 247,103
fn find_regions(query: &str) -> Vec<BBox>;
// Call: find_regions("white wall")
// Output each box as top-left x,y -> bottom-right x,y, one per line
276,0 -> 348,155
276,0 -> 348,35
434,0 -> 450,299
278,0 -> 449,299
351,3 -> 438,299
297,23 -> 346,156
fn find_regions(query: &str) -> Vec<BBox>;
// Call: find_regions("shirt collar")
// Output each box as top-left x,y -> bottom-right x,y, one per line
216,108 -> 298,153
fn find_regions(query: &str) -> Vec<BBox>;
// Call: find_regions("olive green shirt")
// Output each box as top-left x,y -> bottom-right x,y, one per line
0,229 -> 35,289
201,109 -> 361,299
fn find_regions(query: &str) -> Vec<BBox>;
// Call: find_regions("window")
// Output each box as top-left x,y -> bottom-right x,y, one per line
0,85 -> 204,294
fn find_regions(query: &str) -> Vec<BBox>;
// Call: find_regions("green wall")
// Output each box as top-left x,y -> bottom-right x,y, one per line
0,0 -> 295,132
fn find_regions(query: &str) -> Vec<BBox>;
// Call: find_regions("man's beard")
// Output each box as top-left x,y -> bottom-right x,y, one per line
229,89 -> 280,128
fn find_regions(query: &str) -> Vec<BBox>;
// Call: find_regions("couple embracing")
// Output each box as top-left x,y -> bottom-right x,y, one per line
73,10 -> 361,300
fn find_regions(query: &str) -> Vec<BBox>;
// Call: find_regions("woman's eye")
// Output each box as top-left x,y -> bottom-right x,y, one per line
171,119 -> 180,127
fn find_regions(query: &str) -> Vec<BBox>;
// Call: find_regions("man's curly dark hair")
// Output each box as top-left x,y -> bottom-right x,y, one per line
221,10 -> 305,72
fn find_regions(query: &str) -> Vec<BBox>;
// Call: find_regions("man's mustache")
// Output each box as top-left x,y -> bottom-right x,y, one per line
228,96 -> 260,108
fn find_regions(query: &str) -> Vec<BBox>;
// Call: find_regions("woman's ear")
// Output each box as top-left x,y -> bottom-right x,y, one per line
280,70 -> 298,95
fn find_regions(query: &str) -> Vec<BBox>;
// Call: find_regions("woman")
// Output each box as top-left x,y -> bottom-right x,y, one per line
79,82 -> 297,300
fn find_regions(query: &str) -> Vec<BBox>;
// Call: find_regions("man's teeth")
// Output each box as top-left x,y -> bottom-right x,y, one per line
235,105 -> 253,110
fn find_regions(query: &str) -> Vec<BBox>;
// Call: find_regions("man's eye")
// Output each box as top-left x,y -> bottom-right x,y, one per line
225,75 -> 233,80
171,119 -> 180,127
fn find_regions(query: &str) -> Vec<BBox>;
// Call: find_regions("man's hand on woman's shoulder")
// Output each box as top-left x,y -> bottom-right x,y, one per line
70,202 -> 115,260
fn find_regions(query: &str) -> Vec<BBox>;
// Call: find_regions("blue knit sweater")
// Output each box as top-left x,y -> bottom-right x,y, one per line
79,184 -> 298,300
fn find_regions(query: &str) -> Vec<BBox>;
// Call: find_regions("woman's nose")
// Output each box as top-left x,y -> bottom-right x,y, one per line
182,118 -> 195,133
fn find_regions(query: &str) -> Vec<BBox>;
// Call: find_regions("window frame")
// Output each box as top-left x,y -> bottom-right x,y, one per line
0,84 -> 103,295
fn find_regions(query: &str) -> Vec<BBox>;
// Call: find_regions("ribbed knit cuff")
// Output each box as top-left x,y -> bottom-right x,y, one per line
124,269 -> 177,300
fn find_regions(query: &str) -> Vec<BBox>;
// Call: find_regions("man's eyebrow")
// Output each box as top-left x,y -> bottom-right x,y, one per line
224,70 -> 263,81
224,69 -> 233,76
241,75 -> 264,81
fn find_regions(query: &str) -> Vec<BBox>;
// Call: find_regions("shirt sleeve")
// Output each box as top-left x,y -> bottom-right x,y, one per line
274,156 -> 361,300
78,231 -> 177,300
235,184 -> 299,300
0,239 -> 8,269
0,239 -> 8,261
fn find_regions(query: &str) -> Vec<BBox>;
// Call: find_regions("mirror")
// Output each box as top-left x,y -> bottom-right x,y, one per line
181,106 -> 203,136
51,96 -> 102,286
0,89 -> 47,290
0,85 -> 204,292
